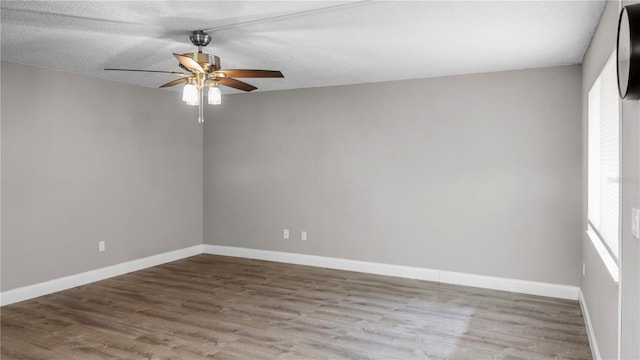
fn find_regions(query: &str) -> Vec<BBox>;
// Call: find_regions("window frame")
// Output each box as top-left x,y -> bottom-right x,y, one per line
586,52 -> 621,284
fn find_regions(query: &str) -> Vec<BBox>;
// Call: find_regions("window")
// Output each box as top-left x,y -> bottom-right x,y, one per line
587,53 -> 620,282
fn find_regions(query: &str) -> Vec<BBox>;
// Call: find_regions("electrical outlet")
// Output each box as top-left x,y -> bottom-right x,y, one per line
99,241 -> 105,252
582,263 -> 586,277
301,231 -> 307,241
283,229 -> 289,240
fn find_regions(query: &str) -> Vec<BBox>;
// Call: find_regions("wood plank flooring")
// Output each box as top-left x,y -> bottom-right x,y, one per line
1,254 -> 591,359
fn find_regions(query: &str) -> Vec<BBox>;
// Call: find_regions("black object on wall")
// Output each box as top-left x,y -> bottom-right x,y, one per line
617,3 -> 640,100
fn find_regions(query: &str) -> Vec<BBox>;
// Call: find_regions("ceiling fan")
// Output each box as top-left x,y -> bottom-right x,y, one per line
105,30 -> 284,123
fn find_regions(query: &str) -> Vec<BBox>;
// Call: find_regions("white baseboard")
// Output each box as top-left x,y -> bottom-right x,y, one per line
203,245 -> 580,300
1,244 -> 580,307
579,289 -> 601,360
0,245 -> 203,306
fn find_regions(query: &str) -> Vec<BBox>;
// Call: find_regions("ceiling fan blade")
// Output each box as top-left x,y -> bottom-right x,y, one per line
215,69 -> 284,78
173,53 -> 204,74
104,68 -> 187,76
159,77 -> 189,88
218,78 -> 258,92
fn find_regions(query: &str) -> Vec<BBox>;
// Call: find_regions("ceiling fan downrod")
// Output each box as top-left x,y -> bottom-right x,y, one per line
189,30 -> 212,53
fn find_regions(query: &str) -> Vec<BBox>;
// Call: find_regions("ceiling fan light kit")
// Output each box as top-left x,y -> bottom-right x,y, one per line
105,30 -> 284,123
182,79 -> 200,106
208,83 -> 222,105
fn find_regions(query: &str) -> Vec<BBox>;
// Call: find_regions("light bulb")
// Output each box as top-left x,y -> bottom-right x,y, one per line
208,86 -> 222,105
182,84 -> 199,105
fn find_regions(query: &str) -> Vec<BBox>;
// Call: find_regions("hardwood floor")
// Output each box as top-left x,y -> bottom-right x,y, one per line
1,254 -> 591,360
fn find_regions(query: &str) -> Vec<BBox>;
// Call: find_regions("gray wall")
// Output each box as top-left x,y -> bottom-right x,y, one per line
620,96 -> 640,360
1,62 -> 203,291
204,65 -> 583,286
581,1 -> 623,359
620,1 -> 640,358
582,0 -> 640,358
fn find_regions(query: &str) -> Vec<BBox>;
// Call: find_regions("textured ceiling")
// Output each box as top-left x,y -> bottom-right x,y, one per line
1,1 -> 605,94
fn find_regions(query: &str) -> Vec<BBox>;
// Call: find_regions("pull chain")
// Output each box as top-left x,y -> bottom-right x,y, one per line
198,87 -> 204,124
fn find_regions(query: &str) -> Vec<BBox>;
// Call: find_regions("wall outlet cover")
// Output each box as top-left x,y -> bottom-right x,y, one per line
632,208 -> 640,239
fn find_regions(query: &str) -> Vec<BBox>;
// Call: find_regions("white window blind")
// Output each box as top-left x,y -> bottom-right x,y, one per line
588,54 -> 620,261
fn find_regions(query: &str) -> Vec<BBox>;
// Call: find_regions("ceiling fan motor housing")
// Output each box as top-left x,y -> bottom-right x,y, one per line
179,52 -> 221,72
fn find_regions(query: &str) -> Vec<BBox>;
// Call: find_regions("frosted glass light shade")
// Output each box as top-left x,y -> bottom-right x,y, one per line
182,84 -> 199,105
208,86 -> 222,105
